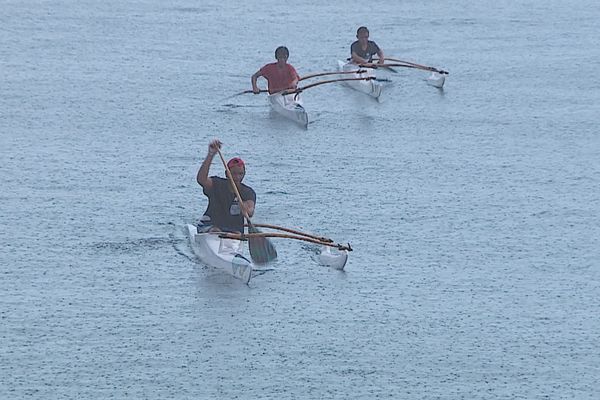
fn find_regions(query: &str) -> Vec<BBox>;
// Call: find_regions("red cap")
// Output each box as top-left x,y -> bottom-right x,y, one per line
227,157 -> 245,169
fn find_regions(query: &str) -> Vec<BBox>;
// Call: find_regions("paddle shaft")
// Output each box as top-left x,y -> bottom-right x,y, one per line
216,148 -> 251,222
240,89 -> 269,95
214,147 -> 277,265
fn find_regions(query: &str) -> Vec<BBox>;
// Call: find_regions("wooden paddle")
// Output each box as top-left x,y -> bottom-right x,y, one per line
221,88 -> 269,101
233,88 -> 269,96
216,148 -> 277,265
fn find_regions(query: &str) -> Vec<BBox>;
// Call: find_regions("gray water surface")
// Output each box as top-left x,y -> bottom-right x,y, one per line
1,0 -> 599,398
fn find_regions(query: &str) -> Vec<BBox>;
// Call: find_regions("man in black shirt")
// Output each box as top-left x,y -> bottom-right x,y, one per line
351,26 -> 385,65
196,139 -> 256,233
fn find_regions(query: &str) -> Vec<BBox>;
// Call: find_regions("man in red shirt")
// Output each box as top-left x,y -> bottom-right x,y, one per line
251,46 -> 299,94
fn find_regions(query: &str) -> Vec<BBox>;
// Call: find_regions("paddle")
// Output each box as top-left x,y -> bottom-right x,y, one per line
299,69 -> 367,81
216,148 -> 277,265
221,88 -> 269,102
229,88 -> 269,97
282,76 -> 375,95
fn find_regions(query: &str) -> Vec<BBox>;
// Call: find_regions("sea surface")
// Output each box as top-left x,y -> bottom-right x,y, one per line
1,0 -> 599,398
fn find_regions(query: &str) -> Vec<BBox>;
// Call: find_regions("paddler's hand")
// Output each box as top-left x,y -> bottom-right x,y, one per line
239,200 -> 255,219
208,139 -> 222,156
238,201 -> 249,218
252,87 -> 261,94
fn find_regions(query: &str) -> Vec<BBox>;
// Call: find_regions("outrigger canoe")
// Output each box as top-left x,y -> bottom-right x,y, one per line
337,60 -> 383,100
268,92 -> 309,128
186,224 -> 253,284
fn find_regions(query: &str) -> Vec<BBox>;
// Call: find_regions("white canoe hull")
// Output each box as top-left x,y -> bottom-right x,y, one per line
337,60 -> 382,100
186,224 -> 253,284
268,92 -> 309,128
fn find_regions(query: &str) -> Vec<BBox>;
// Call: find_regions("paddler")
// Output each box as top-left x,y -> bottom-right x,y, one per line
196,139 -> 256,234
350,26 -> 385,66
251,46 -> 300,94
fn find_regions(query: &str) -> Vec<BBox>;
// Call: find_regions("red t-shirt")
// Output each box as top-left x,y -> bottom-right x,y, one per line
259,62 -> 299,94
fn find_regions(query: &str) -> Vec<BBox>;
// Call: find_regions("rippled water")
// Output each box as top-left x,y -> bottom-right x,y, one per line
2,0 -> 599,398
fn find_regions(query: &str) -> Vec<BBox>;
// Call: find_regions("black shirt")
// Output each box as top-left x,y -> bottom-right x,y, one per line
351,40 -> 381,62
202,176 -> 256,233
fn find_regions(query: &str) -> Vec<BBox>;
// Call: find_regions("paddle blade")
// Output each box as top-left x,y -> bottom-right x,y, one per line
247,225 -> 277,265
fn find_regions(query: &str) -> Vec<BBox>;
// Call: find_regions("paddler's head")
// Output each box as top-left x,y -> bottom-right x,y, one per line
275,46 -> 289,65
356,26 -> 369,44
227,157 -> 246,184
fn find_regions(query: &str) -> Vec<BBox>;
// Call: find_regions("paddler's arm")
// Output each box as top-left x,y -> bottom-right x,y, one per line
352,54 -> 375,68
376,48 -> 385,64
351,51 -> 369,65
290,66 -> 299,89
197,139 -> 222,190
251,70 -> 263,94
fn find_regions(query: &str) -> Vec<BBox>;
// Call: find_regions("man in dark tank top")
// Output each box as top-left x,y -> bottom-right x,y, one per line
350,26 -> 385,65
